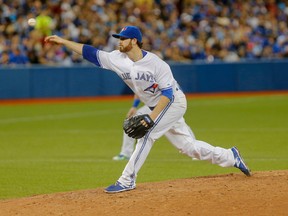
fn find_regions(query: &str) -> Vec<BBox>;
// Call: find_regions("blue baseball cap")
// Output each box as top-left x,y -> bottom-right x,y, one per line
112,26 -> 142,43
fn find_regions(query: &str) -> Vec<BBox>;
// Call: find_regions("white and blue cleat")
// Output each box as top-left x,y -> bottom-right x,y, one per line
105,181 -> 136,193
231,147 -> 251,176
112,154 -> 130,161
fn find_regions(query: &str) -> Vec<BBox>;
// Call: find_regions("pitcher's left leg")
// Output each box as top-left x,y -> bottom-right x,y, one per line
118,135 -> 154,187
105,98 -> 187,193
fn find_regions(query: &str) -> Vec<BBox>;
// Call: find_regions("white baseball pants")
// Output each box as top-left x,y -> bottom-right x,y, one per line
118,90 -> 235,187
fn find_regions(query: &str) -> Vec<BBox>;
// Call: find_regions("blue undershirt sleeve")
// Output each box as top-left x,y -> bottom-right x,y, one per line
132,98 -> 141,108
161,88 -> 173,100
82,45 -> 101,67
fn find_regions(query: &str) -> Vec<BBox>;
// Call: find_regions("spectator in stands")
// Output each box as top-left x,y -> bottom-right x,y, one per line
0,51 -> 10,65
9,47 -> 29,65
35,7 -> 54,36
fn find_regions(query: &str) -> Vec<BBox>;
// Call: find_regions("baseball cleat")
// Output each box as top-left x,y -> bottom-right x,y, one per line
104,181 -> 136,193
231,147 -> 251,177
112,154 -> 130,161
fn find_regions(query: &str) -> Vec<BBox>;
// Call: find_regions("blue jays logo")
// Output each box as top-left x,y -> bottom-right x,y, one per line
144,83 -> 158,93
121,27 -> 127,32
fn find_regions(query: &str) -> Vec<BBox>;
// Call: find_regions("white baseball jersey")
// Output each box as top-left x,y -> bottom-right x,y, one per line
97,50 -> 176,107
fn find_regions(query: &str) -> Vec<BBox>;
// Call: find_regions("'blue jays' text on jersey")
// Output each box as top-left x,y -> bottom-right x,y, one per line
83,46 -> 177,107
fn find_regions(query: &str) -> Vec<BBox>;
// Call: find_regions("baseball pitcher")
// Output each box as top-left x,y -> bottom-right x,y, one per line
45,26 -> 251,193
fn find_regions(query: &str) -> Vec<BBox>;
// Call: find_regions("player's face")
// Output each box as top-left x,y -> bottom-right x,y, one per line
119,37 -> 133,53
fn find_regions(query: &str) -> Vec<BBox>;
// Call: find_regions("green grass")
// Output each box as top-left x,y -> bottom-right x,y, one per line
0,94 -> 287,199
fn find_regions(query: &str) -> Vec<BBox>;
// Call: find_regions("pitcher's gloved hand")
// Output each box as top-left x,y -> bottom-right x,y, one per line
123,114 -> 155,139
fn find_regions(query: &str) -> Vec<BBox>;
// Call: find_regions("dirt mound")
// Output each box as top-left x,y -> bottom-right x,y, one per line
0,170 -> 287,216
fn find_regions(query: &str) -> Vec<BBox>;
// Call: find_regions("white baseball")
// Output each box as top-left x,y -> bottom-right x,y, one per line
28,18 -> 36,26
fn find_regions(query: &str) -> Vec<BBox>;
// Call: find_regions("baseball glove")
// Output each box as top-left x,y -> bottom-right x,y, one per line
123,114 -> 155,139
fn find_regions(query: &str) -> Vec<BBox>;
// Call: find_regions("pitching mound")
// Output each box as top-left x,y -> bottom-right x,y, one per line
0,170 -> 287,216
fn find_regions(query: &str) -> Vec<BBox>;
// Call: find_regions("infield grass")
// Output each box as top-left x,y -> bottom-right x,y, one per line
0,93 -> 287,199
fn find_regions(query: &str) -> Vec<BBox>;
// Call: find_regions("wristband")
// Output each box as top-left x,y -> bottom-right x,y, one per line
132,98 -> 141,108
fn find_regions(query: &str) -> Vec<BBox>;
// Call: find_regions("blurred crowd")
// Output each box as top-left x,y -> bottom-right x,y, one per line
1,0 -> 288,66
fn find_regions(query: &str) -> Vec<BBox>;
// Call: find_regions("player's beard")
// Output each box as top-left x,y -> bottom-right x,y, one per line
119,40 -> 133,53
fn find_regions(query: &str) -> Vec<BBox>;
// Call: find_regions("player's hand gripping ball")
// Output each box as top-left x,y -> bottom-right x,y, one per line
123,114 -> 154,139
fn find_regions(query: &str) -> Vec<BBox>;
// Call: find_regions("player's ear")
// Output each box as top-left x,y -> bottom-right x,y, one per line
132,38 -> 138,45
